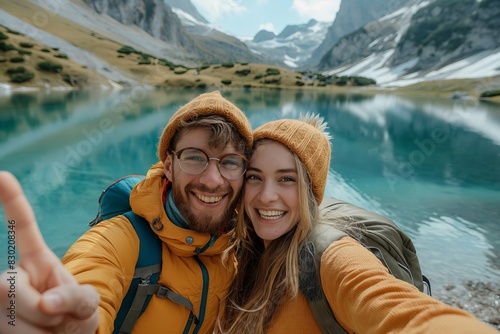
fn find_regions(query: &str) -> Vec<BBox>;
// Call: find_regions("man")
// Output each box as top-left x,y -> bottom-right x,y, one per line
0,91 -> 253,333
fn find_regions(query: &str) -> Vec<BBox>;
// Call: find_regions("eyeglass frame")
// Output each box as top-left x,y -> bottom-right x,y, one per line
169,147 -> 249,180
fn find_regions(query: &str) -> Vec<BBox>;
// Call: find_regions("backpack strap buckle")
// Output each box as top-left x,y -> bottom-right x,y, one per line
154,285 -> 197,317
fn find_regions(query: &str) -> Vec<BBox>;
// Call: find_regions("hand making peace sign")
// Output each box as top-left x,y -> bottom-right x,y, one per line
0,171 -> 99,334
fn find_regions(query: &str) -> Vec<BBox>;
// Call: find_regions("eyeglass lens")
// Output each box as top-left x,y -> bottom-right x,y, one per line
175,148 -> 246,180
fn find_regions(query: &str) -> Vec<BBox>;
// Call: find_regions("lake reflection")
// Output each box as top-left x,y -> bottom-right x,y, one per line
0,88 -> 499,290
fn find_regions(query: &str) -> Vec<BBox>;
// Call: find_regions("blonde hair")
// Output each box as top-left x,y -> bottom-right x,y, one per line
218,115 -> 360,333
218,149 -> 314,334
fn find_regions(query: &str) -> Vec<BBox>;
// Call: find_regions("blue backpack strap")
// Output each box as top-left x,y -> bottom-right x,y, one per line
91,175 -> 198,333
115,213 -> 199,334
113,211 -> 162,334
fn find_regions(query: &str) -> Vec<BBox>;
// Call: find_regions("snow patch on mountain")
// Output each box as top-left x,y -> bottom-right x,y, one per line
246,19 -> 331,68
170,7 -> 214,33
323,0 -> 500,87
328,47 -> 500,87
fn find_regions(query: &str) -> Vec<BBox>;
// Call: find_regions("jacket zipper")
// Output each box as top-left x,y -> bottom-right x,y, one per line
183,235 -> 217,333
193,255 -> 209,334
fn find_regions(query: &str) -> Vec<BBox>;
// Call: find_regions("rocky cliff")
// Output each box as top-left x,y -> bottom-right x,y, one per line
308,0 -> 411,66
317,0 -> 500,82
391,0 -> 500,71
82,0 -> 260,64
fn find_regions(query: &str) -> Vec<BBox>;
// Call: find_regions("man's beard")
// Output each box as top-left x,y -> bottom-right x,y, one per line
173,183 -> 238,234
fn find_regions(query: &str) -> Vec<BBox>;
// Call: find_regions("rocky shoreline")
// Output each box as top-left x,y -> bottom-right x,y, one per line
433,280 -> 500,330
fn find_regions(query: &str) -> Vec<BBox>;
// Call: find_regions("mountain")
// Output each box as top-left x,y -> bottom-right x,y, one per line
163,0 -> 208,24
81,0 -> 261,64
161,0 -> 262,64
317,0 -> 500,86
1,0 -> 499,91
245,19 -> 332,68
82,0 -> 188,46
308,0 -> 412,67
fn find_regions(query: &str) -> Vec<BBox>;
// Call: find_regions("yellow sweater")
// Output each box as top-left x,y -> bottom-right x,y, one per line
267,237 -> 498,334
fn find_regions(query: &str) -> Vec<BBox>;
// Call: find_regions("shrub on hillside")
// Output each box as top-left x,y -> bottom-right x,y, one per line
480,89 -> 500,98
159,58 -> 176,70
266,68 -> 280,75
235,68 -> 251,76
336,76 -> 349,86
264,77 -> 281,84
295,81 -> 305,86
174,69 -> 188,74
222,63 -> 234,68
17,49 -> 32,55
10,56 -> 24,63
0,42 -> 16,51
6,66 -> 26,75
352,76 -> 376,86
138,52 -> 153,59
221,79 -> 232,85
37,60 -> 63,73
19,42 -> 34,48
10,71 -> 35,83
41,48 -> 51,52
0,31 -> 9,40
117,46 -> 136,54
54,53 -> 68,59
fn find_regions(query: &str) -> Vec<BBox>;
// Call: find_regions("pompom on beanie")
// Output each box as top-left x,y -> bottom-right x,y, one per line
157,91 -> 253,162
253,115 -> 331,203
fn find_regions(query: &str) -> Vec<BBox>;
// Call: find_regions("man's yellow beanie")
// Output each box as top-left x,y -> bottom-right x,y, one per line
253,116 -> 331,203
157,91 -> 253,162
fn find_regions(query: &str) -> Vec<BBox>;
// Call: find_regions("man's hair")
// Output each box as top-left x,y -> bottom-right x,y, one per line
168,115 -> 248,155
157,91 -> 253,162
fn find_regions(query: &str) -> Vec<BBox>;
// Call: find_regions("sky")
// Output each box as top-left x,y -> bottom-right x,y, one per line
191,0 -> 342,39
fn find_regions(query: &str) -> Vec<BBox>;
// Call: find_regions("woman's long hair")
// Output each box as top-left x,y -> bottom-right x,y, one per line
218,127 -> 364,333
218,140 -> 320,334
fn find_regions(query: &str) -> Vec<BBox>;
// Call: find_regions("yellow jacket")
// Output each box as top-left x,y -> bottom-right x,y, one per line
267,237 -> 498,334
62,162 -> 237,334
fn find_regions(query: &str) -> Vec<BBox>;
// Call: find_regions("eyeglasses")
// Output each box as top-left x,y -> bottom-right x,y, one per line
170,147 -> 248,180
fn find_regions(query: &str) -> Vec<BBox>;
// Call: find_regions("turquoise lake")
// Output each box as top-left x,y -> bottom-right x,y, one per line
0,88 -> 499,292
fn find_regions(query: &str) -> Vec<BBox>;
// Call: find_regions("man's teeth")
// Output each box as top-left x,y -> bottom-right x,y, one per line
258,210 -> 285,220
196,194 -> 223,203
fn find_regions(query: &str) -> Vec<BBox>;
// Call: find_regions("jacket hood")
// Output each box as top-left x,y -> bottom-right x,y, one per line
130,161 -> 233,257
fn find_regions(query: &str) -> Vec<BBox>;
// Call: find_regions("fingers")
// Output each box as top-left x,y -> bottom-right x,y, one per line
40,284 -> 100,320
0,269 -> 100,332
0,268 -> 63,330
39,284 -> 100,334
0,172 -> 100,333
0,171 -> 48,259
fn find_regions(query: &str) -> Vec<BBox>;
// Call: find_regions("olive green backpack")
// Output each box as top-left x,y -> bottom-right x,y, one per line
299,197 -> 431,334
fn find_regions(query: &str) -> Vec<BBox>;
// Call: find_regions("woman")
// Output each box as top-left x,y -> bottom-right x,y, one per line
218,114 -> 498,334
